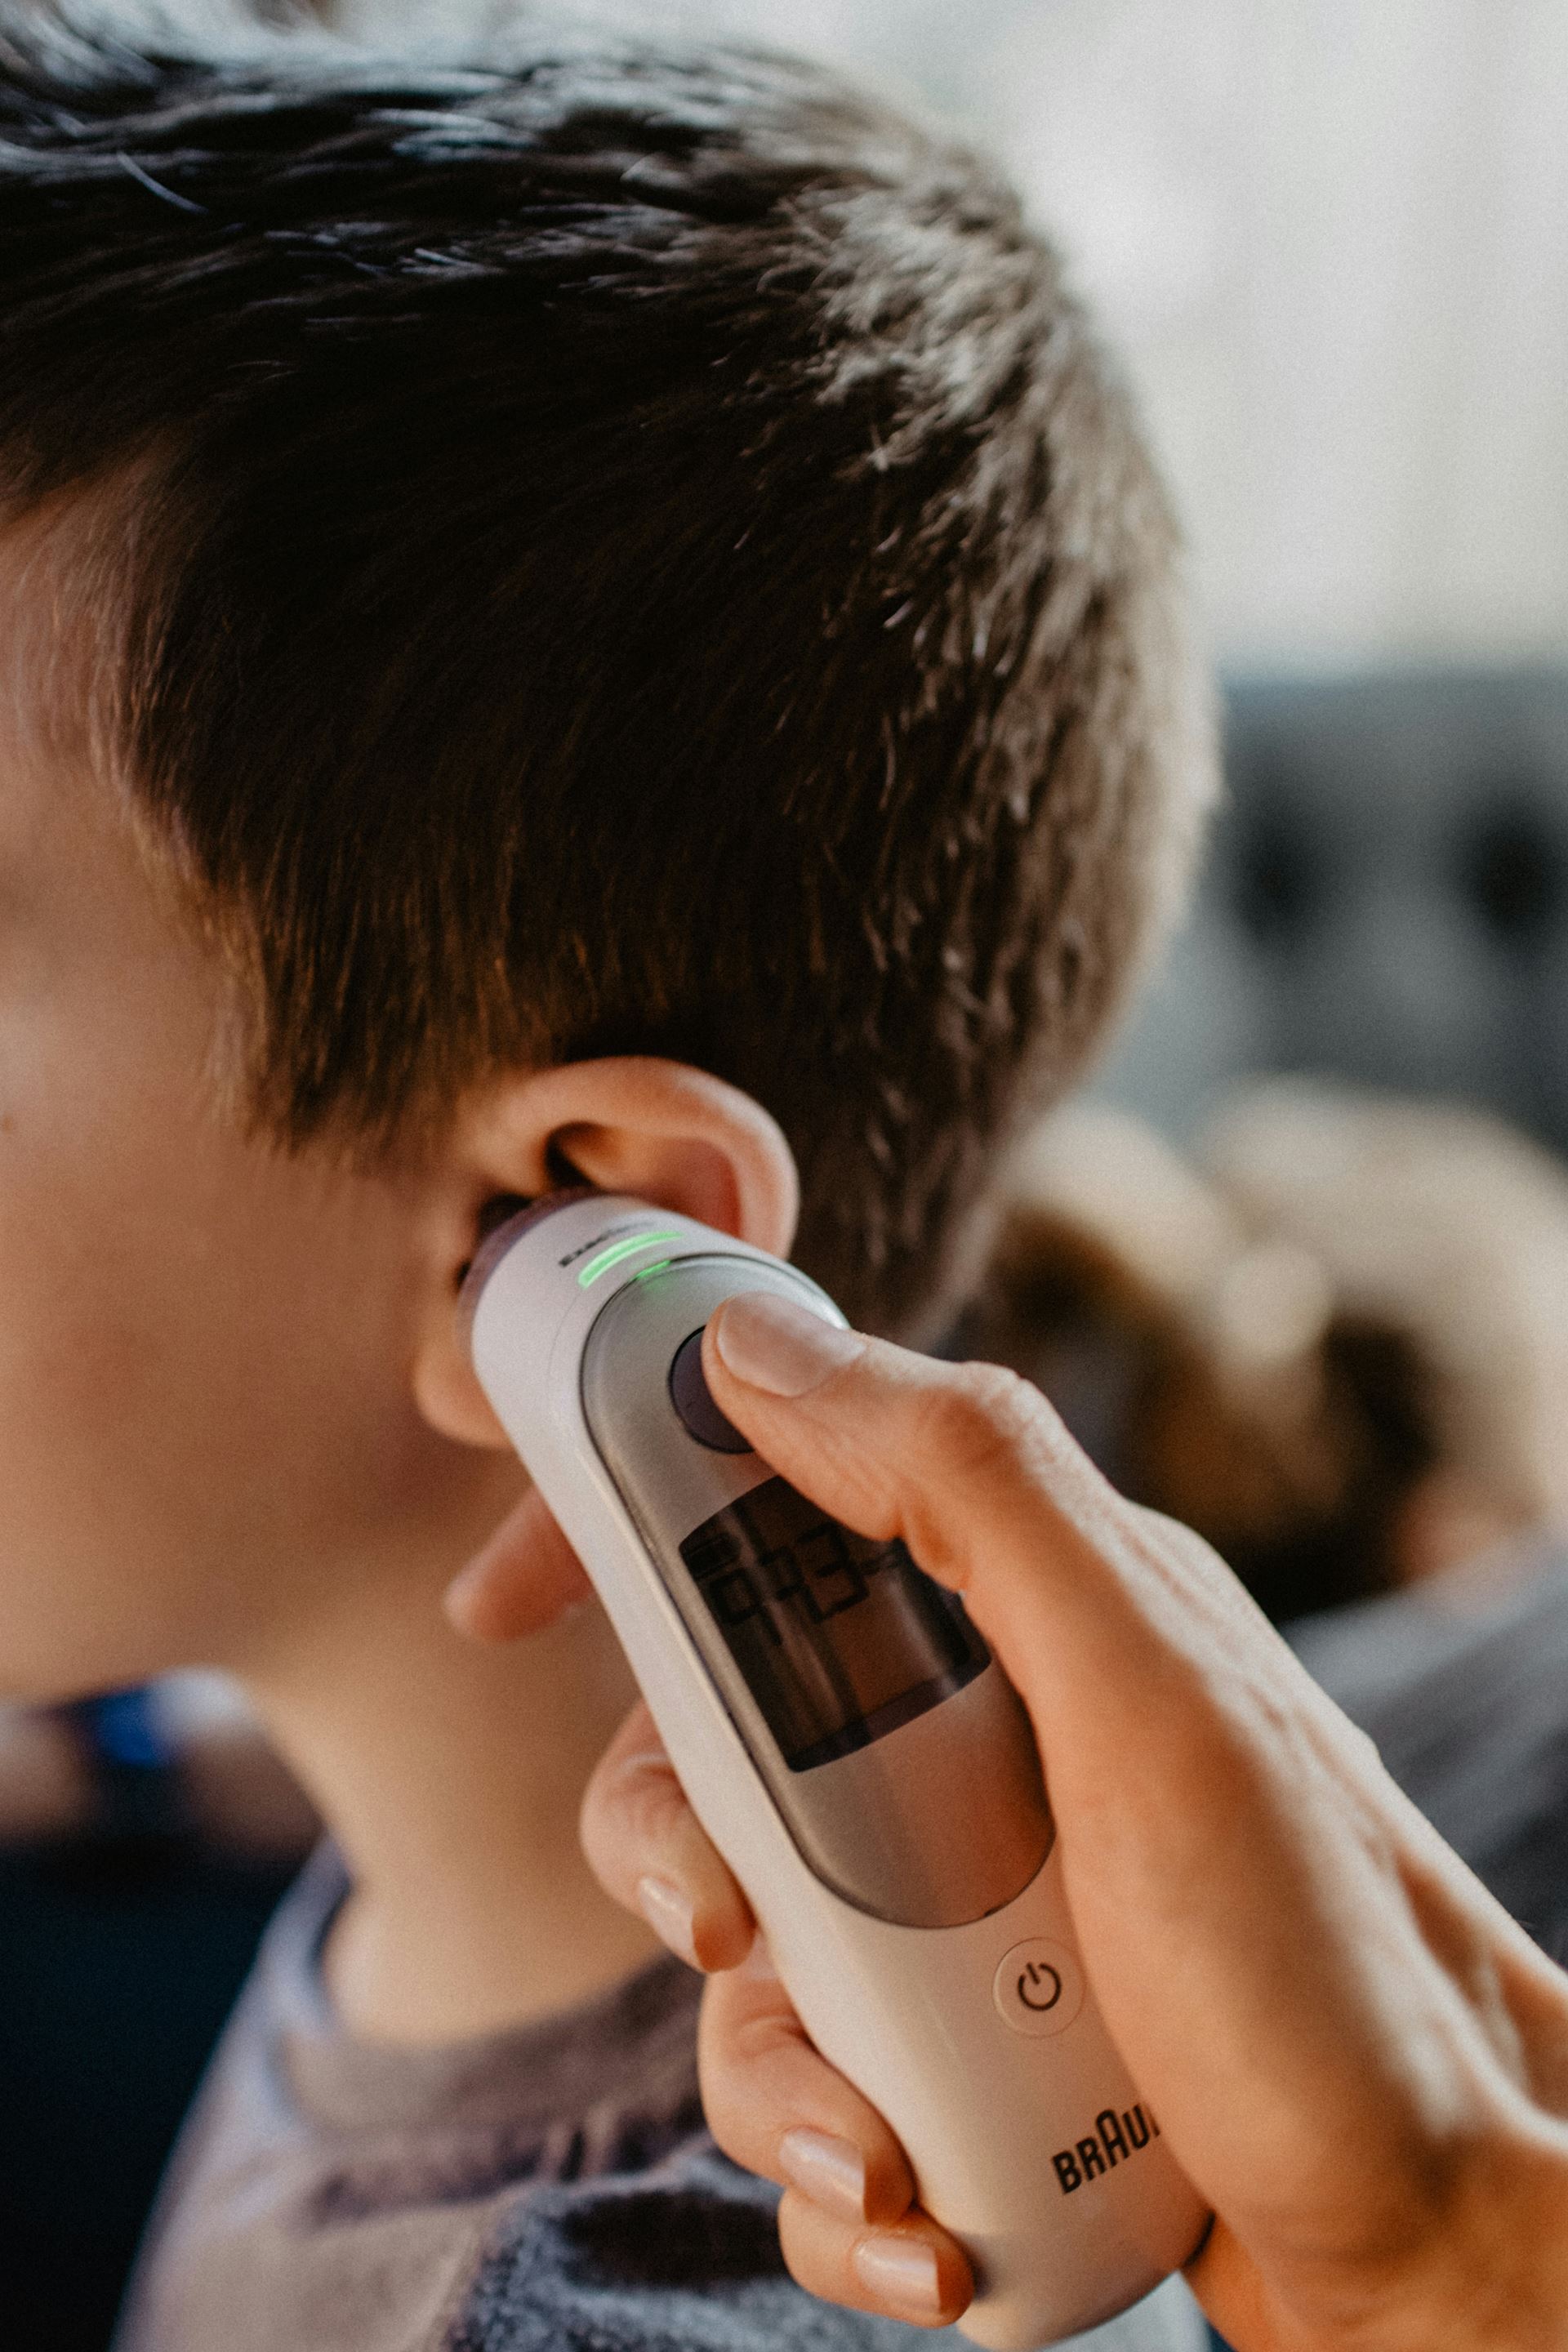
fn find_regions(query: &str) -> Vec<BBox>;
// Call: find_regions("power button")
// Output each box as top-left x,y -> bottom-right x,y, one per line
668,1328 -> 752,1454
991,1938 -> 1084,2038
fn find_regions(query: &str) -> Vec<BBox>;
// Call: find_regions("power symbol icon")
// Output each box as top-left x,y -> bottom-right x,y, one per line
993,1939 -> 1084,2037
1017,1961 -> 1062,2012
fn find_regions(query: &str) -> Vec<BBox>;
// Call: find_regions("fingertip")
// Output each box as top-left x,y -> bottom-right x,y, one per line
706,1290 -> 867,1399
849,2226 -> 972,2328
691,1907 -> 758,1975
777,2127 -> 870,2222
862,2145 -> 918,2229
635,1875 -> 702,1971
443,1491 -> 595,1641
443,1561 -> 484,1634
777,2194 -> 972,2331
635,1873 -> 755,1975
443,1557 -> 512,1640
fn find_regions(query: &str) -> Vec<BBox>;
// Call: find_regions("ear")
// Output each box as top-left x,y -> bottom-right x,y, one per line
412,1057 -> 799,1450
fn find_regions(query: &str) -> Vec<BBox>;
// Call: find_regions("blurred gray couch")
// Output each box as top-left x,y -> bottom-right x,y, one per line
1100,666 -> 1568,1143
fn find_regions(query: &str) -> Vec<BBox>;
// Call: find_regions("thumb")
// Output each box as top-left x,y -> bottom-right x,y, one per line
700,1290 -> 1262,1740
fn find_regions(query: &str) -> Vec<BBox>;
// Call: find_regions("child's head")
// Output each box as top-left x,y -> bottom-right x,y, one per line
0,10 -> 1212,1702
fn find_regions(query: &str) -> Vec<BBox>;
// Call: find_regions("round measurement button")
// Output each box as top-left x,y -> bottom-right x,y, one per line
992,1938 -> 1084,2038
669,1328 -> 753,1454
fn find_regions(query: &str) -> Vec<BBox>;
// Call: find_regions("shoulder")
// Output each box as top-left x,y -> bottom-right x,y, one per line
444,2136 -> 1208,2352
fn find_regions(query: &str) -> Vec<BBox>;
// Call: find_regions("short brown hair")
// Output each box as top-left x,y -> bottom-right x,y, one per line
0,10 -> 1214,1334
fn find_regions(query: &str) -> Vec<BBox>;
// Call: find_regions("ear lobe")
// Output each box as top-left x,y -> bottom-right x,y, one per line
413,1320 -> 514,1450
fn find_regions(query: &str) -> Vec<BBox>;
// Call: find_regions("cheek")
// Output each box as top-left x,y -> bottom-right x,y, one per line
0,1109 -> 447,1699
0,1255 -> 231,1699
0,750 -> 483,1699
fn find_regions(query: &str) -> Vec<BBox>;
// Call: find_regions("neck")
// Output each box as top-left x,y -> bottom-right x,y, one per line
243,1548 -> 661,2045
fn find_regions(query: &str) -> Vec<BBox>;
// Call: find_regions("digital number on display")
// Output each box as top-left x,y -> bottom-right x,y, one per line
679,1476 -> 987,1770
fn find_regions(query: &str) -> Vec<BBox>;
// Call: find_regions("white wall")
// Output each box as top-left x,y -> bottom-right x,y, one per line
679,0 -> 1568,671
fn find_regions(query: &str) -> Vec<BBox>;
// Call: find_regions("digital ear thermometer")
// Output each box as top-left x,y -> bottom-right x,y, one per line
460,1192 -> 1208,2348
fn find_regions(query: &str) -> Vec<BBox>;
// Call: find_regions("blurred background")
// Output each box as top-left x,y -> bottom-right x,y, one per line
684,0 -> 1568,1140
5,4 -> 1566,2345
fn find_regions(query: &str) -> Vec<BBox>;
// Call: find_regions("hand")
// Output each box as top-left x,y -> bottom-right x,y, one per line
464,1292 -> 1568,2350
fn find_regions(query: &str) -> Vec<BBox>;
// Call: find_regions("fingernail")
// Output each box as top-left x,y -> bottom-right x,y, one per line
712,1292 -> 866,1396
635,1875 -> 701,1970
778,2127 -> 867,2221
851,2234 -> 944,2320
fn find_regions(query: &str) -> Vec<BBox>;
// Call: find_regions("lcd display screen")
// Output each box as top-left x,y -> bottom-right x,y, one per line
678,1476 -> 988,1770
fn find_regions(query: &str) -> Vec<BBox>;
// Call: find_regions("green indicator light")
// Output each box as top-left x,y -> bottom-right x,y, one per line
633,1258 -> 674,1282
577,1232 -> 684,1288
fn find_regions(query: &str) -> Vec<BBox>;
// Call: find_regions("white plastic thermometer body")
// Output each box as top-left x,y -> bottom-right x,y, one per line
461,1194 -> 1208,2349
